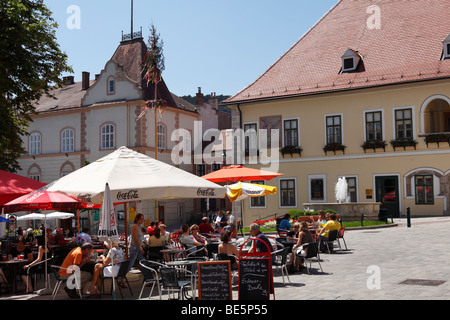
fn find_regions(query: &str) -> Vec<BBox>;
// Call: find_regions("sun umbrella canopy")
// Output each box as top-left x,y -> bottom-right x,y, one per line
0,216 -> 12,223
2,191 -> 82,214
0,170 -> 46,208
43,146 -> 226,204
16,213 -> 46,221
98,183 -> 118,240
45,212 -> 75,220
226,182 -> 277,202
201,165 -> 283,183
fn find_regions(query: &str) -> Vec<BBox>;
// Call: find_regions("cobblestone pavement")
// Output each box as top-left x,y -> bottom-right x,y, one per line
2,217 -> 450,301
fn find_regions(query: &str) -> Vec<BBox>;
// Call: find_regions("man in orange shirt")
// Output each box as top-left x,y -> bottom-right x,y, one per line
59,243 -> 94,298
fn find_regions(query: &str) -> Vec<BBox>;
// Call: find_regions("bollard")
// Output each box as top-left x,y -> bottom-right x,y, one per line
407,207 -> 411,228
361,214 -> 364,227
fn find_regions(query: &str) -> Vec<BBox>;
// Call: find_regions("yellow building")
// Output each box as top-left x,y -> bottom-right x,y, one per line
223,0 -> 450,223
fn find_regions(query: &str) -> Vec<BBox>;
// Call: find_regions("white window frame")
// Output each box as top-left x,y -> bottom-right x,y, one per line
61,128 -> 75,153
29,132 -> 41,155
278,177 -> 297,209
324,113 -> 344,145
337,175 -> 359,203
442,34 -> 450,60
392,106 -> 416,140
157,124 -> 167,149
101,124 -> 115,150
363,109 -> 385,142
308,174 -> 327,203
282,117 -> 300,147
249,180 -> 267,209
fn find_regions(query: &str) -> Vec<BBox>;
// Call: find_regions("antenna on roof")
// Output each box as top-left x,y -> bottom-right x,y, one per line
131,0 -> 133,37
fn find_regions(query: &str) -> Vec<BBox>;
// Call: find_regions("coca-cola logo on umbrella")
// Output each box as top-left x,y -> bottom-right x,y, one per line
117,190 -> 139,201
77,193 -> 92,203
197,188 -> 216,197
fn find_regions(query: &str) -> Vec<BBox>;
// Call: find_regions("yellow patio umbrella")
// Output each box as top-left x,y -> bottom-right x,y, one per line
226,182 -> 277,202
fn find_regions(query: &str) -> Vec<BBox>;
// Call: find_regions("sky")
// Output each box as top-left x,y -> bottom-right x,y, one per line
44,0 -> 338,97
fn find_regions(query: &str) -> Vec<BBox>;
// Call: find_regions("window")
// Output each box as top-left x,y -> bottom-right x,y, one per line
283,119 -> 299,147
395,109 -> 413,139
107,76 -> 115,94
101,124 -> 115,149
326,115 -> 342,144
343,58 -> 354,70
211,163 -> 221,172
28,175 -> 40,181
341,48 -> 361,73
29,132 -> 41,155
345,177 -> 358,203
243,123 -> 258,155
280,179 -> 296,207
415,175 -> 434,205
250,180 -> 266,208
157,124 -> 166,149
365,111 -> 382,141
61,128 -> 74,153
310,179 -> 324,201
442,34 -> 450,60
196,164 -> 206,177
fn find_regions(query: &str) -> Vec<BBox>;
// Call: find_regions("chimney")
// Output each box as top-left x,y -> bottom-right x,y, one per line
62,76 -> 75,85
196,87 -> 204,106
209,92 -> 219,109
82,71 -> 90,90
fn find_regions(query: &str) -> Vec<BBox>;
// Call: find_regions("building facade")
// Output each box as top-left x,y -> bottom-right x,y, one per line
223,0 -> 450,223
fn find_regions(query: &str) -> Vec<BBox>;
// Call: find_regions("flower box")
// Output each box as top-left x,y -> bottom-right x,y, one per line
389,139 -> 417,151
424,134 -> 450,148
361,140 -> 386,153
323,143 -> 346,155
280,146 -> 302,158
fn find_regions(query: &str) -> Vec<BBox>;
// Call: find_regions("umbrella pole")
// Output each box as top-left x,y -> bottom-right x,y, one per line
124,202 -> 128,259
77,209 -> 80,235
110,238 -> 116,300
37,210 -> 51,296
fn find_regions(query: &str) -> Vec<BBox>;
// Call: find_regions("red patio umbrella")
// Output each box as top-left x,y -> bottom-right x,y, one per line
0,170 -> 46,209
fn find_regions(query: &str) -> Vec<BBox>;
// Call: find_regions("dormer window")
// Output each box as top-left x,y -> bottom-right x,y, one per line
442,34 -> 450,60
341,48 -> 362,73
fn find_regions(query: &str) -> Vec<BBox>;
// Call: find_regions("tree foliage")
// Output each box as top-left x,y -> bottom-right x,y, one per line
0,0 -> 72,172
142,24 -> 165,86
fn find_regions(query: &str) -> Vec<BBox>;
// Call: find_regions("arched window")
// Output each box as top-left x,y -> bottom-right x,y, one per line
157,124 -> 166,149
29,132 -> 41,155
61,128 -> 74,153
101,124 -> 115,149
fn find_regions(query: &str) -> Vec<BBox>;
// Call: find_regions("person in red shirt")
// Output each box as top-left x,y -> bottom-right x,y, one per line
198,217 -> 215,234
147,221 -> 156,236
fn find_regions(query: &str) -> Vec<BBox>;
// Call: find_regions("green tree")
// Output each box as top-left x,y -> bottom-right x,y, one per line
0,0 -> 73,172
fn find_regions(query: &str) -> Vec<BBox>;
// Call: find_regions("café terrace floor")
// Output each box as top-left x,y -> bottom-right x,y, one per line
1,216 -> 450,301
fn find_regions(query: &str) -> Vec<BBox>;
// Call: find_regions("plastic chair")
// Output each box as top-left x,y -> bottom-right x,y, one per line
319,229 -> 339,253
50,265 -> 82,300
336,227 -> 348,250
302,242 -> 323,274
101,260 -> 133,299
271,246 -> 291,285
138,260 -> 162,300
159,267 -> 191,300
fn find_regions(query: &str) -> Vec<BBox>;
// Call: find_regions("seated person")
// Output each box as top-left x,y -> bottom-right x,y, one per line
223,211 -> 236,230
148,227 -> 165,247
318,213 -> 341,252
9,236 -> 33,262
289,222 -> 313,271
179,224 -> 204,253
198,217 -> 215,234
279,214 -> 292,232
286,222 -> 300,242
22,235 -> 51,293
213,211 -> 227,230
59,243 -> 94,298
218,229 -> 239,269
147,222 -> 156,236
86,239 -> 125,297
75,228 -> 92,245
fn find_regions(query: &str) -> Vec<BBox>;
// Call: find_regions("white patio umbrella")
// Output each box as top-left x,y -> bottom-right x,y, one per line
43,146 -> 226,204
16,212 -> 75,221
97,183 -> 119,299
16,213 -> 46,221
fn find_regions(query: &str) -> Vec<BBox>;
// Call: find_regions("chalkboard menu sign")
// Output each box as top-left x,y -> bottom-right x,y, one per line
197,261 -> 232,300
238,258 -> 271,300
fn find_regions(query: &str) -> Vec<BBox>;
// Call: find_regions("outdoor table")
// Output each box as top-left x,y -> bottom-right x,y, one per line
165,260 -> 198,299
160,248 -> 185,261
0,260 -> 27,293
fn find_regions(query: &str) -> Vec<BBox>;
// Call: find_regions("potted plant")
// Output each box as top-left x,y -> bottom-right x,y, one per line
389,138 -> 418,151
323,143 -> 346,155
424,134 -> 450,147
280,146 -> 302,158
361,140 -> 387,153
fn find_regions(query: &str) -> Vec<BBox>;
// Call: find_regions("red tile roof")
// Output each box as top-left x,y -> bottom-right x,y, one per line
224,0 -> 450,105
